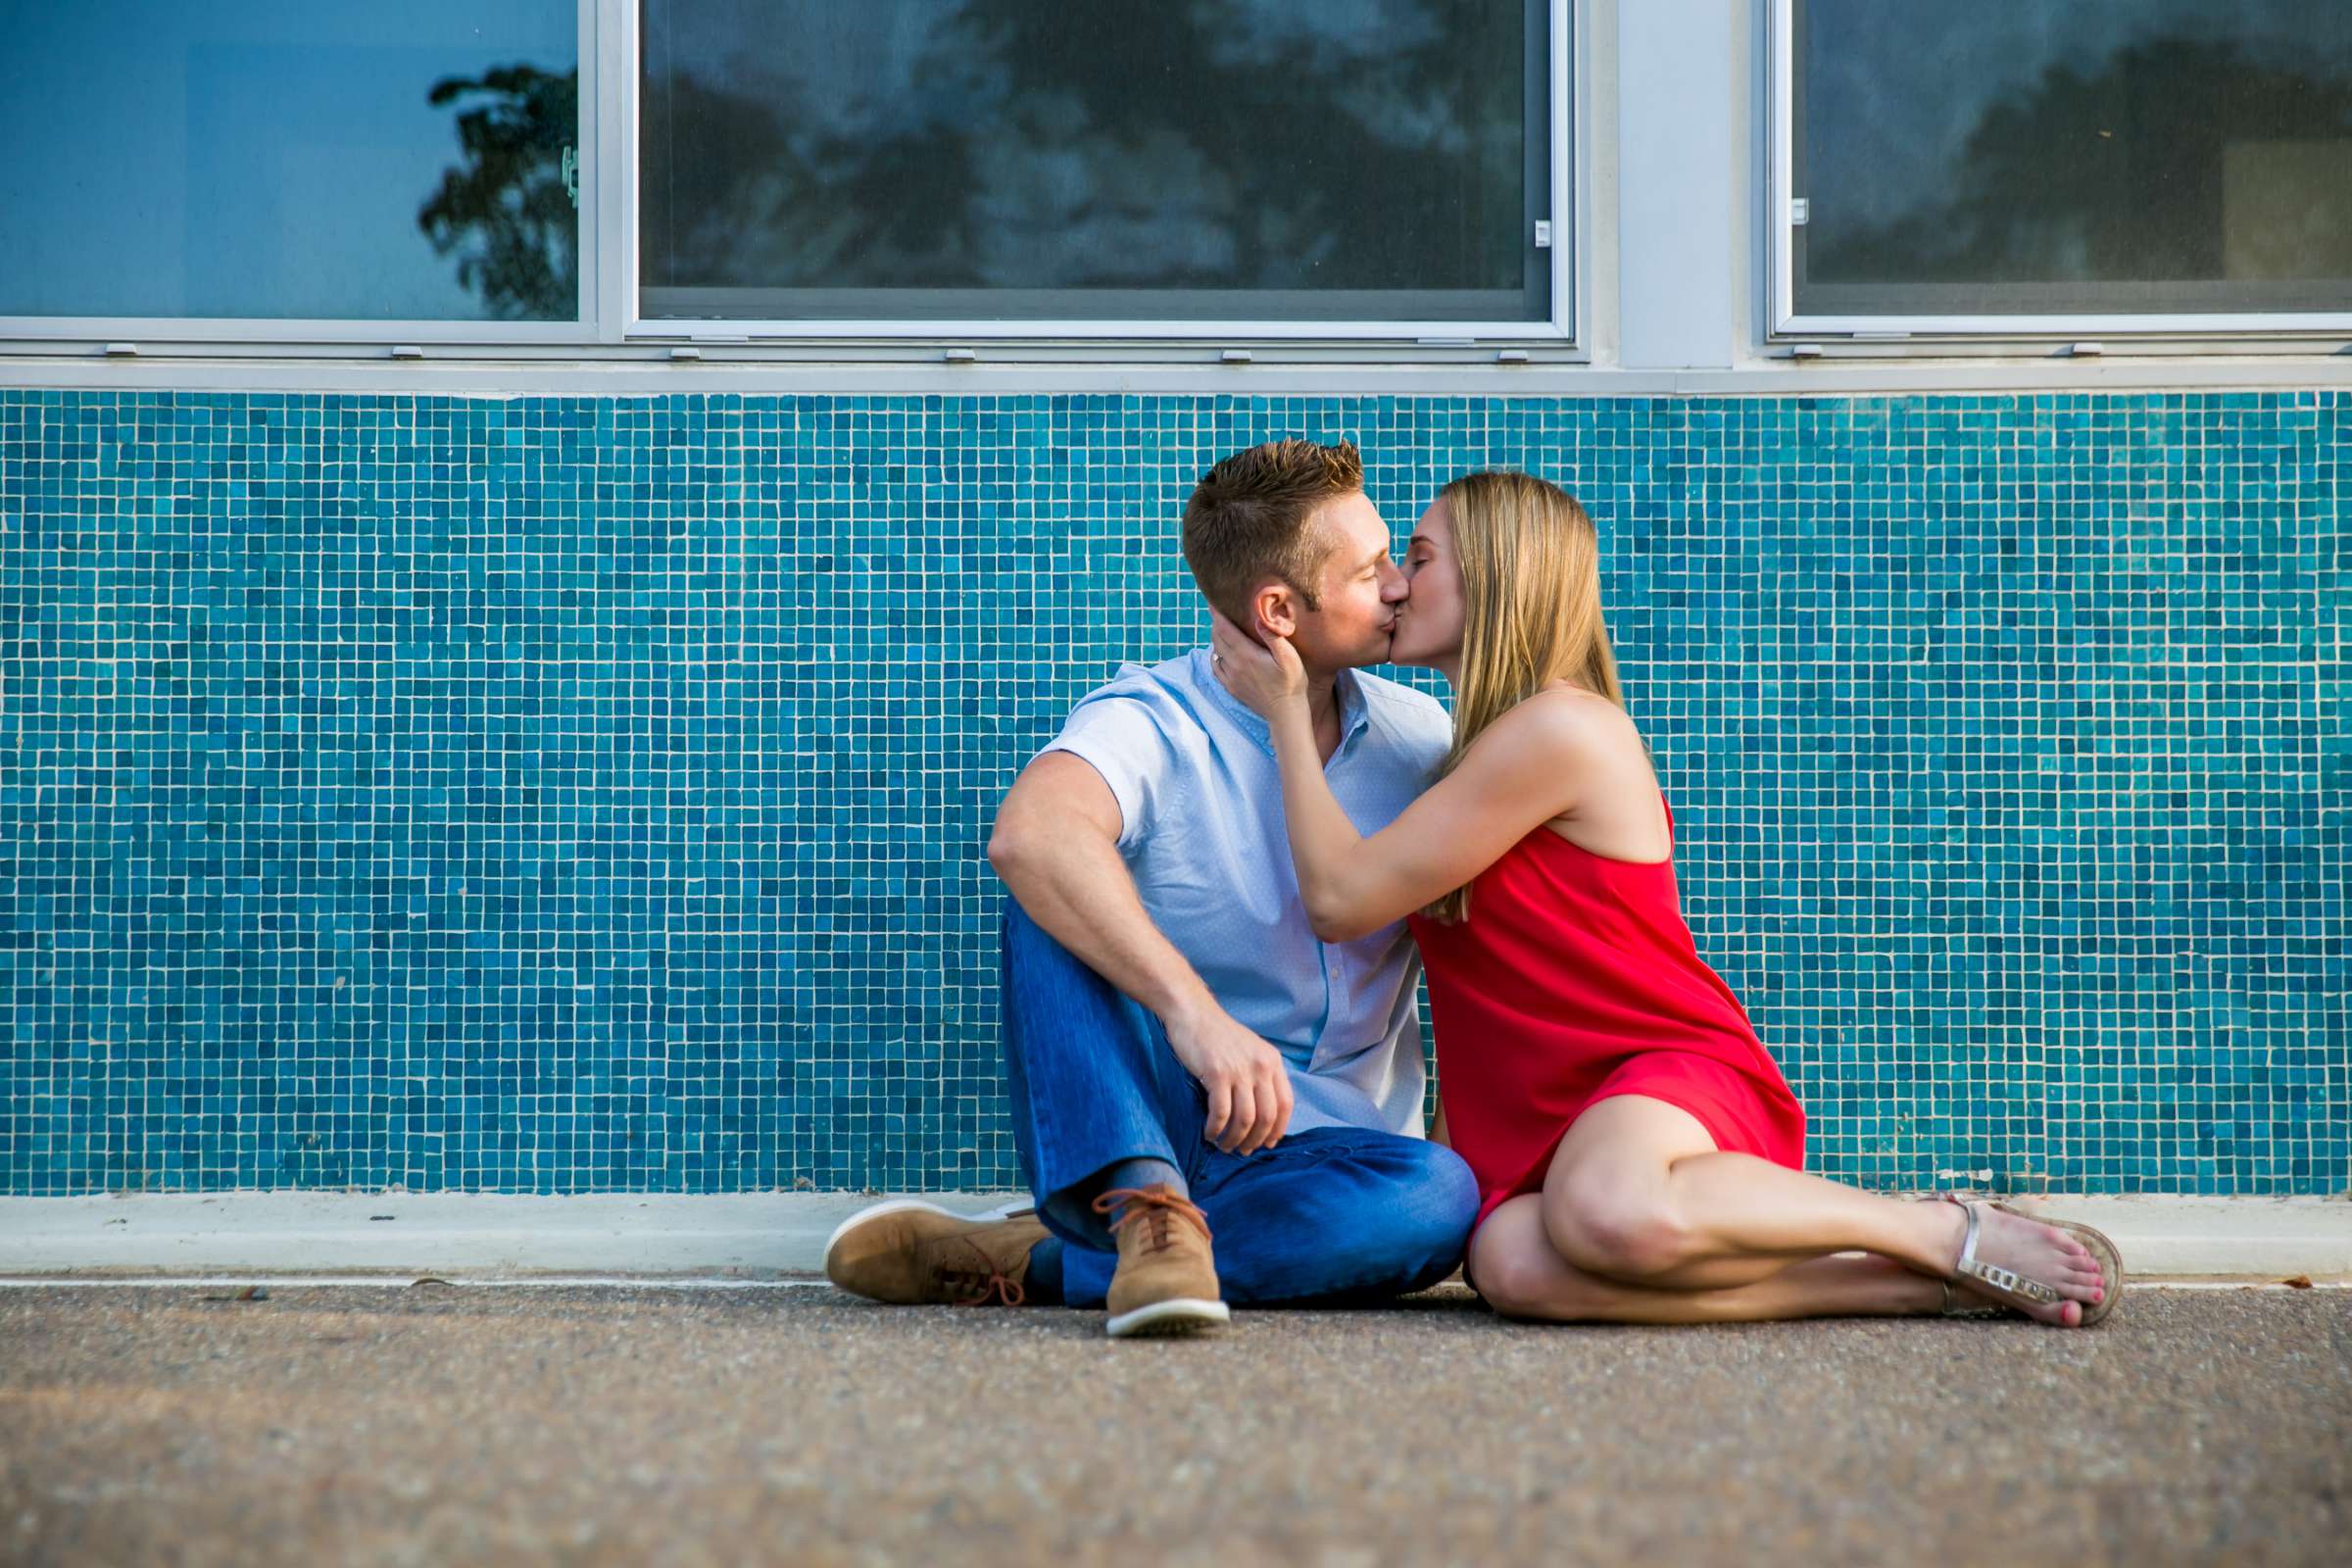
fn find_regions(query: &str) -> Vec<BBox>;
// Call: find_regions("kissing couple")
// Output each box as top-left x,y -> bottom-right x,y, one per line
828,438 -> 2123,1338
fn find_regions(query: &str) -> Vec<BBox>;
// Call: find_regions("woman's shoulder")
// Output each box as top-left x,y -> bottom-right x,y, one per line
1485,681 -> 1643,761
1498,687 -> 1666,855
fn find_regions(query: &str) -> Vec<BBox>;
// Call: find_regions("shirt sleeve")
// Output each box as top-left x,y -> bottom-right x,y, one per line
1035,693 -> 1185,855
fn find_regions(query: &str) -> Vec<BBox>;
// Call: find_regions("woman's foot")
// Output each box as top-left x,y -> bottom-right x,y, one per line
1934,1199 -> 2108,1326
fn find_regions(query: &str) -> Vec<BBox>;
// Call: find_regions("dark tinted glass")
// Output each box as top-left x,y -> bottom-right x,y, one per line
640,0 -> 1550,323
1794,0 -> 2352,317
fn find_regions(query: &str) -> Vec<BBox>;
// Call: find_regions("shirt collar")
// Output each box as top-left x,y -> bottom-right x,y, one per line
1192,648 -> 1372,761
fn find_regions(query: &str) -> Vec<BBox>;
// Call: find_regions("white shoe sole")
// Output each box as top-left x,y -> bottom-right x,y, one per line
1103,1298 -> 1231,1339
820,1197 -> 1034,1281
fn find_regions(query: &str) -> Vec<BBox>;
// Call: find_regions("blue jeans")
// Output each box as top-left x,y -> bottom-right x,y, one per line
999,899 -> 1478,1308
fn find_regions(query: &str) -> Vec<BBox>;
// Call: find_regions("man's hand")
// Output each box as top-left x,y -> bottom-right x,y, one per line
1163,998 -> 1295,1154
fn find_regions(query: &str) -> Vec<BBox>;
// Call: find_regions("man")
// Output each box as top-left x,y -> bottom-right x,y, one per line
825,438 -> 1478,1337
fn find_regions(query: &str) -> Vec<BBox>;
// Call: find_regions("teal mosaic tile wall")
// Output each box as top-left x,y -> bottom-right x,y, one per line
1,389 -> 2342,1196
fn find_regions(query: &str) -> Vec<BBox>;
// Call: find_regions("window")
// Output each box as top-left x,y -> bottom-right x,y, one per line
636,0 -> 1555,333
0,0 -> 583,334
1773,0 -> 2352,334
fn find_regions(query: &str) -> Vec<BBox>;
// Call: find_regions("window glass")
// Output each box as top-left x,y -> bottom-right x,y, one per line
0,1 -> 579,321
640,0 -> 1551,324
1793,0 -> 2352,318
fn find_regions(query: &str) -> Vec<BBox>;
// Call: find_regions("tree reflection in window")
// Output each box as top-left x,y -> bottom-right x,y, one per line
418,65 -> 580,320
1798,0 -> 2352,313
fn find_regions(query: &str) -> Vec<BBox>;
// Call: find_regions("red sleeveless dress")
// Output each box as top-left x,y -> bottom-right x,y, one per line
1406,794 -> 1806,1234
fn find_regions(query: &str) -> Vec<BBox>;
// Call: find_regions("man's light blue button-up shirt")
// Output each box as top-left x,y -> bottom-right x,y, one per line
1035,648 -> 1453,1138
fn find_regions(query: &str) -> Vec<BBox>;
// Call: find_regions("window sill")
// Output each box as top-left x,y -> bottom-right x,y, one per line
3,344 -> 2347,399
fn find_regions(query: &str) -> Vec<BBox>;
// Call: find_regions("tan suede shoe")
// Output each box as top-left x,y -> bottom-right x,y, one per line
822,1200 -> 1049,1307
1092,1184 -> 1230,1339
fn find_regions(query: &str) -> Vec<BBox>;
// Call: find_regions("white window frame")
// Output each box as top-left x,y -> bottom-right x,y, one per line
1765,0 -> 2352,342
0,0 -> 1582,357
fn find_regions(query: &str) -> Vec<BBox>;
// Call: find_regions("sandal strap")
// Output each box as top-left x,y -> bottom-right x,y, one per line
1942,1195 -> 2063,1304
1951,1194 -> 1981,1270
1938,1208 -> 2004,1315
1939,1280 -> 2006,1318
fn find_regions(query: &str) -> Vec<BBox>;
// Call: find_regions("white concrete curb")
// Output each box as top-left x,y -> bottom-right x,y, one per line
1,1192 -> 2346,1281
0,1192 -> 1017,1279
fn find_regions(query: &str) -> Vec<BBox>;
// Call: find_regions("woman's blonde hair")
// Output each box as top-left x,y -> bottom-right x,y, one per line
1417,470 -> 1632,926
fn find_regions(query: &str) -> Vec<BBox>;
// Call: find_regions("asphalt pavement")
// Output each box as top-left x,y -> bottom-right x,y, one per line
2,1282 -> 2344,1566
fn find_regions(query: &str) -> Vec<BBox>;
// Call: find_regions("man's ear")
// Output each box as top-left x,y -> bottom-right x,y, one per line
1250,581 -> 1301,641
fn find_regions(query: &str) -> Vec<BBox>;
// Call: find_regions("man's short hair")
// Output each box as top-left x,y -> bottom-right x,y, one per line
1181,438 -> 1364,627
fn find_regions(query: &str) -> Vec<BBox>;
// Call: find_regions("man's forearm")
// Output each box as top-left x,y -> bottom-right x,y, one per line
992,833 -> 1219,1029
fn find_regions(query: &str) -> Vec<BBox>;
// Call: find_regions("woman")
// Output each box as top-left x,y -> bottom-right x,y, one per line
1207,470 -> 2122,1326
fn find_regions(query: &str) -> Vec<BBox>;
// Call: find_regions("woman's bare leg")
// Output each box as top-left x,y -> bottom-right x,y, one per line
1537,1097 -> 2107,1325
1469,1196 -> 1941,1323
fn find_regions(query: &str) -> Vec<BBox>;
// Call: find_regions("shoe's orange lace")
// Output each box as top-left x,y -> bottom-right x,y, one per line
935,1232 -> 1028,1307
1091,1184 -> 1211,1254
938,1263 -> 1024,1306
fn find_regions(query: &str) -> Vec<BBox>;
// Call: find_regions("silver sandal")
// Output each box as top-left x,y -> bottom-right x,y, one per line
1935,1194 -> 2125,1327
1936,1278 -> 2007,1319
